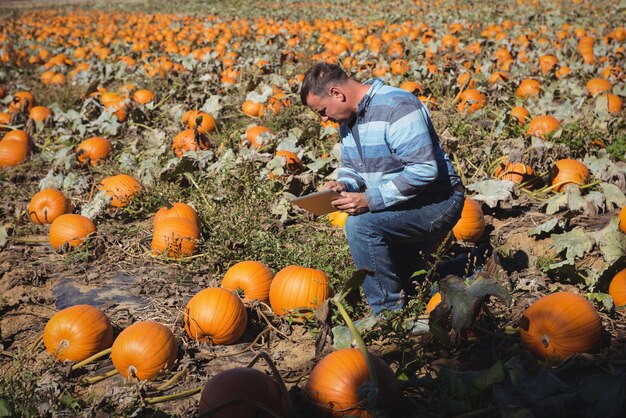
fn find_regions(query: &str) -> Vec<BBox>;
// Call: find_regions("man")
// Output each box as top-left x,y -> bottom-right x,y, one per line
300,63 -> 465,314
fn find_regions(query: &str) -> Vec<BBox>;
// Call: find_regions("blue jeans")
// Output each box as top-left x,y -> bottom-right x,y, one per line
344,189 -> 465,313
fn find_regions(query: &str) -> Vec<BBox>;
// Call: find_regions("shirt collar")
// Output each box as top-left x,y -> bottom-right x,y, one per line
357,78 -> 384,113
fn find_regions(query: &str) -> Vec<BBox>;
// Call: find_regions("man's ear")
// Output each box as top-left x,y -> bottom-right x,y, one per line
329,86 -> 346,102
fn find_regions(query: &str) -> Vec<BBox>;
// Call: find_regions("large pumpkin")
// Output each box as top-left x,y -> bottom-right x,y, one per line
519,292 -> 602,361
608,268 -> 626,307
452,198 -> 485,242
221,260 -> 274,302
29,188 -> 73,225
184,287 -> 247,345
153,202 -> 200,228
198,368 -> 287,417
76,137 -> 112,166
98,174 -> 143,207
305,348 -> 401,417
151,216 -> 200,258
549,159 -> 590,192
111,321 -> 178,380
0,139 -> 30,168
43,304 -> 113,362
49,213 -> 96,250
269,265 -> 330,317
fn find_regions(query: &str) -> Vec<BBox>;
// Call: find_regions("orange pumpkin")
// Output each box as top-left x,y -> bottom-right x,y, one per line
221,260 -> 274,302
603,94 -> 623,113
198,368 -> 287,417
76,137 -> 112,165
98,174 -> 143,207
493,161 -> 537,185
609,268 -> 626,307
245,126 -> 273,148
515,79 -> 541,99
151,217 -> 200,258
242,100 -> 264,117
2,129 -> 29,146
269,265 -> 330,317
510,106 -> 530,124
133,89 -> 154,104
619,206 -> 626,233
328,211 -> 348,228
8,91 -> 35,114
399,81 -> 422,94
153,202 -> 200,228
305,348 -> 401,417
29,188 -> 73,225
0,139 -> 30,168
29,106 -> 52,122
172,128 -> 212,157
452,198 -> 485,242
539,55 -> 558,75
184,287 -> 248,345
519,292 -> 602,361
181,110 -> 216,132
527,115 -> 560,138
456,89 -> 486,114
111,321 -> 178,380
49,214 -> 96,250
586,78 -> 612,95
43,304 -> 113,362
275,150 -> 303,174
549,159 -> 590,192
425,292 -> 442,315
0,112 -> 11,127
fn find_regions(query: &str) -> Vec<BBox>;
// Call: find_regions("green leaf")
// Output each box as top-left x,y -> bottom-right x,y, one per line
466,179 -> 518,208
598,231 -> 626,264
0,226 -> 8,249
585,293 -> 614,311
600,183 -> 626,211
0,397 -> 14,417
549,228 -> 593,263
529,218 -> 565,237
335,269 -> 368,302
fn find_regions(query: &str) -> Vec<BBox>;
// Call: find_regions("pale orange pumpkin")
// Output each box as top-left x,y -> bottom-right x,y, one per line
305,348 -> 401,417
609,268 -> 626,307
29,188 -> 73,225
452,198 -> 485,242
549,159 -> 590,192
269,265 -> 330,317
111,321 -> 178,380
98,174 -> 143,207
519,292 -> 602,361
221,260 -> 275,302
151,216 -> 200,258
43,304 -> 113,362
184,287 -> 248,344
49,214 -> 96,250
76,137 -> 112,165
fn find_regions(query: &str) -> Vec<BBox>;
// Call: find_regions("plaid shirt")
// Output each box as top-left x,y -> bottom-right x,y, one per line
337,78 -> 462,211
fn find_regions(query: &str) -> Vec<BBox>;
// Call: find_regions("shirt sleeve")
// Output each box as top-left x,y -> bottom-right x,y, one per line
364,100 -> 439,211
336,142 -> 366,192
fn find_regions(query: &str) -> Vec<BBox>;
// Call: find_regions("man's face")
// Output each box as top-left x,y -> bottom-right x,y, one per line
306,88 -> 354,125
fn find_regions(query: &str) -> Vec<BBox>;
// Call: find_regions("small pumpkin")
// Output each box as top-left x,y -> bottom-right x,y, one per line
275,150 -> 303,174
29,188 -> 73,225
242,100 -> 264,117
493,161 -> 537,185
452,198 -> 485,242
111,321 -> 178,380
29,106 -> 52,122
8,91 -> 35,114
245,126 -> 273,148
619,205 -> 626,233
172,128 -> 212,157
151,216 -> 200,258
221,260 -> 275,302
519,292 -> 602,361
609,268 -> 626,307
43,304 -> 113,362
181,110 -> 216,132
510,106 -> 530,124
549,159 -> 590,192
328,211 -> 348,228
153,202 -> 200,228
49,213 -> 96,250
305,348 -> 401,418
98,174 -> 143,207
184,287 -> 248,345
425,292 -> 442,315
527,115 -> 560,138
515,79 -> 541,99
586,78 -> 612,95
456,89 -> 486,114
0,139 -> 30,168
76,137 -> 112,165
269,265 -> 330,317
133,89 -> 154,104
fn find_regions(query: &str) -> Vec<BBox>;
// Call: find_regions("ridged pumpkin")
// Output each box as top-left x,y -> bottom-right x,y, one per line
493,161 -> 537,185
0,112 -> 11,126
0,139 -> 30,168
29,188 -> 73,225
619,206 -> 626,233
151,216 -> 200,258
242,100 -> 264,117
245,126 -> 273,148
184,287 -> 248,345
29,106 -> 52,122
456,89 -> 486,114
198,368 -> 288,417
3,129 -> 29,145
510,106 -> 530,124
172,128 -> 211,157
76,136 -> 111,165
519,292 -> 602,361
111,321 -> 178,380
49,213 -> 96,250
305,348 -> 401,417
133,89 -> 154,104
98,174 -> 143,207
153,202 -> 200,228
43,304 -> 113,362
608,268 -> 626,307
425,292 -> 442,315
182,110 -> 216,132
221,260 -> 275,302
328,211 -> 349,228
452,198 -> 485,242
586,78 -> 612,95
516,79 -> 541,99
269,265 -> 330,317
527,115 -> 560,138
549,159 -> 590,192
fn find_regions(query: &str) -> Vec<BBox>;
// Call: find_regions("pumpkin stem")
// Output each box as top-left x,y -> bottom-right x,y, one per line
541,334 -> 550,348
30,335 -> 44,351
144,387 -> 201,405
84,369 -> 119,384
246,351 -> 294,414
154,369 -> 186,392
55,339 -> 70,357
71,347 -> 112,371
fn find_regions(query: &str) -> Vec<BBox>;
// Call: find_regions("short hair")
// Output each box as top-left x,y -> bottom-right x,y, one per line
300,63 -> 350,106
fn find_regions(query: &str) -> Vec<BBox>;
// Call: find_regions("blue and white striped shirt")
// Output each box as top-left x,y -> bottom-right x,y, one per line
337,78 -> 462,211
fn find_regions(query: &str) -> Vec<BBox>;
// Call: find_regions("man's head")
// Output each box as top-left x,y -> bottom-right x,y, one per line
300,63 -> 358,125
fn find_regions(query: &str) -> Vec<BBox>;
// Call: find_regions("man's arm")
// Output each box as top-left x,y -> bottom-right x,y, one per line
364,100 -> 439,211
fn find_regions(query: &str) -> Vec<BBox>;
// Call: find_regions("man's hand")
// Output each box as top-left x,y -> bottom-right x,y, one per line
323,181 -> 347,193
332,192 -> 369,215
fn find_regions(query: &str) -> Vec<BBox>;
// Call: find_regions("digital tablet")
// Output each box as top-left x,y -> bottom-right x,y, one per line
291,190 -> 342,215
